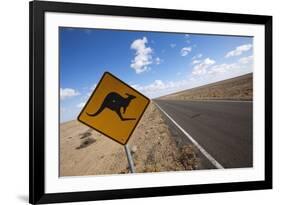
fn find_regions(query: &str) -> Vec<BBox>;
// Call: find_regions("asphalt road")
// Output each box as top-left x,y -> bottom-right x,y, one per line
154,100 -> 253,169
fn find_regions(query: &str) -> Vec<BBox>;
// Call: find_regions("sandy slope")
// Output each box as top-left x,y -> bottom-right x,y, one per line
159,73 -> 253,101
60,102 -> 196,176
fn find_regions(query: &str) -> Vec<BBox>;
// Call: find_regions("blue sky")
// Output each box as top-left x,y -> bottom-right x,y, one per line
60,27 -> 253,122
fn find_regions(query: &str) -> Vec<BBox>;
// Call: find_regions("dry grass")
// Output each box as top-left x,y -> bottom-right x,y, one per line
76,136 -> 96,149
129,103 -> 199,173
179,145 -> 200,170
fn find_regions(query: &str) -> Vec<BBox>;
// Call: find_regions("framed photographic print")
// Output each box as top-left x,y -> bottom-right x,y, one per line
29,0 -> 272,204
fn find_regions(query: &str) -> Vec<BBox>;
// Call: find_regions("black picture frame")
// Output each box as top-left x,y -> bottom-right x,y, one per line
29,1 -> 272,204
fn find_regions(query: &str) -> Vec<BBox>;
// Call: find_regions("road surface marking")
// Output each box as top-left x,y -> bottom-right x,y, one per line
157,100 -> 252,103
155,103 -> 224,169
189,100 -> 252,103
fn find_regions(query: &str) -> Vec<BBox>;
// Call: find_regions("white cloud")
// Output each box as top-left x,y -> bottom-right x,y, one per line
60,88 -> 80,100
191,54 -> 203,64
130,55 -> 253,99
225,44 -> 252,58
155,57 -> 162,65
170,43 -> 176,48
207,63 -> 238,75
238,55 -> 253,64
207,58 -> 253,77
192,59 -> 201,65
180,47 -> 192,56
192,55 -> 253,78
192,58 -> 216,76
130,37 -> 153,74
132,77 -> 209,98
132,79 -> 188,97
77,102 -> 86,108
184,34 -> 191,43
192,53 -> 203,60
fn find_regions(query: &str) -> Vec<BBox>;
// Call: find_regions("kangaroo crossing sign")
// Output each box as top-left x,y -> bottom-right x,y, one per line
78,72 -> 150,145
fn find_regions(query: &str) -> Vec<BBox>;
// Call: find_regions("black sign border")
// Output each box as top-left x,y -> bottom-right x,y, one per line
77,71 -> 150,145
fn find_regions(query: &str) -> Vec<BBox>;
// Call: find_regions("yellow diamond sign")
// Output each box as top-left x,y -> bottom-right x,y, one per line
78,72 -> 150,145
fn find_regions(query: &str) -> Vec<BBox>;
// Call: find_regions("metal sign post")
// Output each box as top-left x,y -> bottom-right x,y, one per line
124,144 -> 136,173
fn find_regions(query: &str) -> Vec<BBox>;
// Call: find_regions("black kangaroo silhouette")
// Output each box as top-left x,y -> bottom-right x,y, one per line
87,92 -> 137,121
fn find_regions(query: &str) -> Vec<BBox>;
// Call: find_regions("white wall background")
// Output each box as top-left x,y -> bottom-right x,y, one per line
0,0 -> 279,204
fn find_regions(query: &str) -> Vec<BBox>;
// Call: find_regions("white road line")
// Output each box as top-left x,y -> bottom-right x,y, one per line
158,100 -> 252,103
186,100 -> 252,103
154,103 -> 224,169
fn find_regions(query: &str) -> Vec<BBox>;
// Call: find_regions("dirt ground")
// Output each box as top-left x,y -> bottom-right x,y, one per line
159,73 -> 253,101
60,102 -> 198,176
